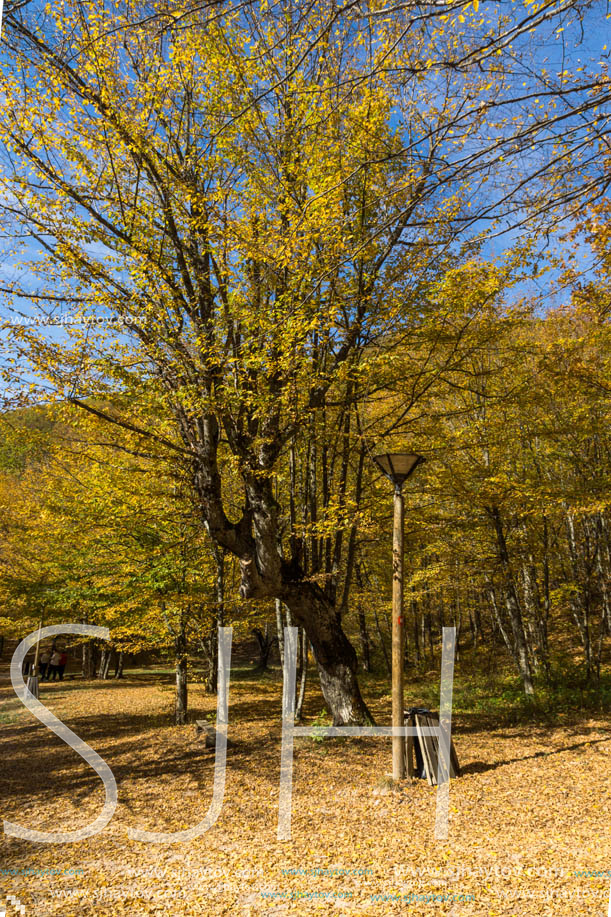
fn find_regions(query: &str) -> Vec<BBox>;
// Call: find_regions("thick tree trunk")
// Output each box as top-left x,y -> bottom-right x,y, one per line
284,587 -> 373,725
82,641 -> 95,679
192,421 -> 371,725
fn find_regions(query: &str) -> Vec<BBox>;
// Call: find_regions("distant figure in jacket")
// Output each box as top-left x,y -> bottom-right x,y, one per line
57,651 -> 68,680
40,650 -> 51,680
48,650 -> 61,681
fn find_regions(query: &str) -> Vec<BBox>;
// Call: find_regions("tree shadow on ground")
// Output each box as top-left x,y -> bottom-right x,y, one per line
460,734 -> 610,775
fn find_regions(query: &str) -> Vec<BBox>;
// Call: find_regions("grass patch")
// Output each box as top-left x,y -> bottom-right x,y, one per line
359,653 -> 611,727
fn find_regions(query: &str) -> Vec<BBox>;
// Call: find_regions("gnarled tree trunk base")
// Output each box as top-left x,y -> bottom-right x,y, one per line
285,586 -> 373,726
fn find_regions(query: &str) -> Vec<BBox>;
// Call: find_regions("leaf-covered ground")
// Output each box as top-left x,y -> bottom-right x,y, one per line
1,665 -> 610,916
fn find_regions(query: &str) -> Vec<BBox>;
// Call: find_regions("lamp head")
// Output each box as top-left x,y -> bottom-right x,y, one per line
372,452 -> 425,489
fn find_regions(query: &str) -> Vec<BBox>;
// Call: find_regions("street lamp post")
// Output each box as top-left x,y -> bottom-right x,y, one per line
372,452 -> 425,781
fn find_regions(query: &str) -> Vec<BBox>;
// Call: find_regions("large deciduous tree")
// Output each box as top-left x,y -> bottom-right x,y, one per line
0,0 -> 608,722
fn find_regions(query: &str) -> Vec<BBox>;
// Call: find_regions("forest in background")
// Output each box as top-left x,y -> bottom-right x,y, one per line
1,212 -> 609,722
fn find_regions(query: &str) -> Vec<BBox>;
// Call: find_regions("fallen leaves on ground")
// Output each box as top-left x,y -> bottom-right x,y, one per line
0,669 -> 609,916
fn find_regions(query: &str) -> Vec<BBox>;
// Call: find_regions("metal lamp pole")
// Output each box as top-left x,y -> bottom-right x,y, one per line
373,452 -> 425,781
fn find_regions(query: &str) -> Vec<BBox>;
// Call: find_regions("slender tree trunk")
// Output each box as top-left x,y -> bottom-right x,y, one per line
114,651 -> 124,679
202,546 -> 225,694
565,511 -> 593,676
595,515 -> 611,635
354,560 -> 371,672
453,596 -> 461,664
275,599 -> 285,668
598,514 -> 611,632
474,594 -> 484,645
203,630 -> 218,694
595,604 -> 605,680
295,629 -> 308,721
437,585 -> 445,642
504,583 -> 534,697
357,604 -> 372,673
469,586 -> 481,650
97,649 -> 109,680
489,507 -> 534,695
98,650 -> 111,680
468,611 -> 475,648
338,442 -> 366,613
81,616 -> 95,679
175,625 -> 188,726
425,612 -> 434,664
373,604 -> 391,676
412,596 -> 421,665
252,623 -> 276,671
486,582 -> 513,656
541,517 -> 552,664
521,544 -> 550,678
